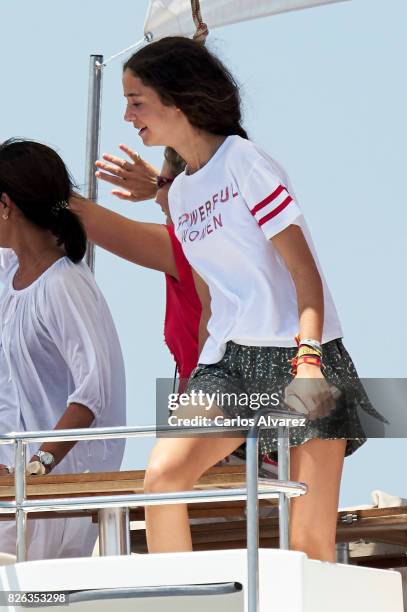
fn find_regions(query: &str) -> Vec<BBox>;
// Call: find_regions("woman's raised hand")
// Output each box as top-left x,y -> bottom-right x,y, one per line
95,144 -> 159,202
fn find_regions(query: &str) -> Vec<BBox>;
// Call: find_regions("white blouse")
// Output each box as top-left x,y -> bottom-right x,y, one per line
0,249 -> 126,559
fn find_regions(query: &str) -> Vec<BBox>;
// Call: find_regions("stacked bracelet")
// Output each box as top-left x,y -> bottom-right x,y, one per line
298,338 -> 322,353
296,355 -> 322,368
297,345 -> 322,359
291,335 -> 323,375
290,354 -> 322,375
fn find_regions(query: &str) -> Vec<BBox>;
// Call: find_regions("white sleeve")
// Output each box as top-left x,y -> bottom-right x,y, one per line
241,157 -> 302,240
41,267 -> 111,418
0,249 -> 17,284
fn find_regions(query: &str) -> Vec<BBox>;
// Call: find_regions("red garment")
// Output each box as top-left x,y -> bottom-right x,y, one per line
164,224 -> 201,382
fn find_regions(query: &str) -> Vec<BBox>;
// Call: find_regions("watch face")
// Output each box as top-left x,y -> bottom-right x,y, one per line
38,451 -> 54,466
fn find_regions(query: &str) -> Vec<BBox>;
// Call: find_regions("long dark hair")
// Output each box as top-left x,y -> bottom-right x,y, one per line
0,139 -> 86,263
124,36 -> 248,140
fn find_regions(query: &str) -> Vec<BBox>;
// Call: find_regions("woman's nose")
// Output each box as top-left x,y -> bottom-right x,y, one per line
124,106 -> 136,123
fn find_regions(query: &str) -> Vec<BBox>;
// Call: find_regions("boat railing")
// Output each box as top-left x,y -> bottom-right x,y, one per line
0,407 -> 307,612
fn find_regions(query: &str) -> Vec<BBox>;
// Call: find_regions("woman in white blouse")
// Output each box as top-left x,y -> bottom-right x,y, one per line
0,139 -> 126,560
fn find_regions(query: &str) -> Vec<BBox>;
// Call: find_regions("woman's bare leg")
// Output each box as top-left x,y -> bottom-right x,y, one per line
289,438 -> 346,561
144,402 -> 244,553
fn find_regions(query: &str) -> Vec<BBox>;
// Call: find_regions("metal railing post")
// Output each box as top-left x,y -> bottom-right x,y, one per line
336,542 -> 350,564
277,425 -> 290,549
246,433 -> 259,612
14,439 -> 27,562
246,407 -> 293,611
99,507 -> 130,556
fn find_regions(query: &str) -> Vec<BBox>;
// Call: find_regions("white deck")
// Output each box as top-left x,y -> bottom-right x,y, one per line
0,548 -> 403,611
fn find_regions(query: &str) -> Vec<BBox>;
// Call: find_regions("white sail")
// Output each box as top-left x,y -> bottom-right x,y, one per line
144,0 -> 349,40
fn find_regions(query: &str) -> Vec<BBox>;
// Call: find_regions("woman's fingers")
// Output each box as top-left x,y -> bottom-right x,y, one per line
96,159 -> 126,177
285,393 -> 310,416
285,378 -> 337,421
299,394 -> 318,419
96,147 -> 159,202
314,391 -> 332,419
310,385 -> 337,419
111,189 -> 135,200
102,153 -> 133,172
95,170 -> 124,187
119,144 -> 141,163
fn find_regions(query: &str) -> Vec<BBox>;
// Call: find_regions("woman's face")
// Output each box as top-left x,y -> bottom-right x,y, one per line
122,70 -> 184,148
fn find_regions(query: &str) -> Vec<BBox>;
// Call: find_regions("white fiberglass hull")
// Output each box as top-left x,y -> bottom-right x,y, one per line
0,548 -> 403,611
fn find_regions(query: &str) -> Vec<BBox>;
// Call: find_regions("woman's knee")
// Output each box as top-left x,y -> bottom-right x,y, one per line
144,457 -> 195,494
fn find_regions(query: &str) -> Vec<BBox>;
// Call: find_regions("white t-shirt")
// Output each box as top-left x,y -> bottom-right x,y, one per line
0,251 -> 126,559
169,135 -> 342,364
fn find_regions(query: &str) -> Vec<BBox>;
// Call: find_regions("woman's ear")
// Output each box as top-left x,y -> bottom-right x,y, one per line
0,193 -> 12,207
0,193 -> 13,220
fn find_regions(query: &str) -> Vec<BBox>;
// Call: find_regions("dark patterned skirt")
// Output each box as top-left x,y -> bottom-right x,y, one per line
186,339 -> 386,458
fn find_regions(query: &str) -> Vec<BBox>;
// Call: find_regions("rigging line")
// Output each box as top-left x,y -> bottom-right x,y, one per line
96,34 -> 153,69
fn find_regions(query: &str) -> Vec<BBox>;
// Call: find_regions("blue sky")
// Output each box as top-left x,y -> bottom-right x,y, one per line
1,0 -> 406,505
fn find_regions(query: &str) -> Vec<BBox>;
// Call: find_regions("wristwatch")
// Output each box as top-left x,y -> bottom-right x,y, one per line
36,451 -> 55,470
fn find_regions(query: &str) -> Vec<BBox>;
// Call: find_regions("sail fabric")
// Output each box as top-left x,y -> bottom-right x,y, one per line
143,0 -> 348,40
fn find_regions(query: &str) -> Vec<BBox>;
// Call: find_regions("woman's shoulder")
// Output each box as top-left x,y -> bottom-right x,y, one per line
229,137 -> 292,188
43,257 -> 99,301
228,136 -> 282,167
225,136 -> 270,170
0,248 -> 18,284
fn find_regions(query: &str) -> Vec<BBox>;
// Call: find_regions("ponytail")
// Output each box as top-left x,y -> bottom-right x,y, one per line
217,124 -> 248,140
52,208 -> 87,263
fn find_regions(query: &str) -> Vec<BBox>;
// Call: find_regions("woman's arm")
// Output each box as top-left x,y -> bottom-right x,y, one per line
70,195 -> 178,278
272,224 -> 324,349
272,225 -> 335,418
31,269 -> 126,474
29,403 -> 94,473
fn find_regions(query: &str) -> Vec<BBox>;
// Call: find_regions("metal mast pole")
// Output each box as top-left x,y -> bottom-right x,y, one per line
84,54 -> 103,273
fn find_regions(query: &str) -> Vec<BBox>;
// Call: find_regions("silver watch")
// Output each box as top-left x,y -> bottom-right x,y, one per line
36,451 -> 55,468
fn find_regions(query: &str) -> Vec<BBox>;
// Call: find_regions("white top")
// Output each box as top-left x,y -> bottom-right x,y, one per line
0,251 -> 126,473
169,136 -> 342,364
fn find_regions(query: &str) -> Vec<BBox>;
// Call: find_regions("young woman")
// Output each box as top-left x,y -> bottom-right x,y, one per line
119,36 -> 384,562
70,152 -> 205,387
0,139 -> 126,560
